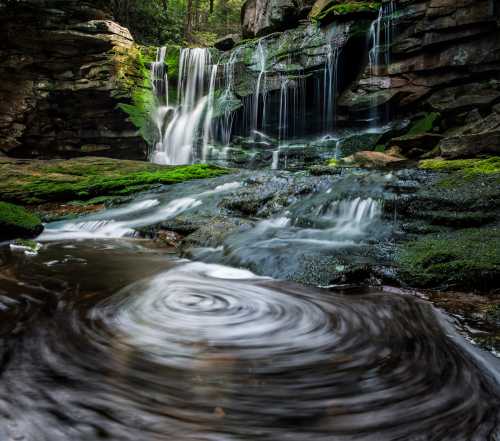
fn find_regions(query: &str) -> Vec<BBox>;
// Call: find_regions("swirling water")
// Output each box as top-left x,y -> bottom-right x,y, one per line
1,173 -> 499,440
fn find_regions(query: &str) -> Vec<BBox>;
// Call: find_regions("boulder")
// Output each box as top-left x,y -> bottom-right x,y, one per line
241,0 -> 301,38
438,130 -> 500,159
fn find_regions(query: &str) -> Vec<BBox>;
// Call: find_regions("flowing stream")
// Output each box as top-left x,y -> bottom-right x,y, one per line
1,171 -> 499,440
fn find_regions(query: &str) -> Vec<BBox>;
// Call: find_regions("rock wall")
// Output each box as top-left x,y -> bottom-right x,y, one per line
338,0 -> 500,157
0,0 -> 147,159
236,0 -> 500,160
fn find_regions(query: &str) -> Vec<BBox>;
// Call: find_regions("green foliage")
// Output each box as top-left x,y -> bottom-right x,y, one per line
0,158 -> 231,205
397,228 -> 500,290
407,112 -> 440,136
112,0 -> 243,46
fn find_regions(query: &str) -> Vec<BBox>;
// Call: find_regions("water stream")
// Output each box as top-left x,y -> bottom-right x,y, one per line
1,170 -> 500,439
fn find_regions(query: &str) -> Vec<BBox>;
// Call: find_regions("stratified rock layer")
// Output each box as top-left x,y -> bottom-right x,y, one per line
0,0 -> 147,159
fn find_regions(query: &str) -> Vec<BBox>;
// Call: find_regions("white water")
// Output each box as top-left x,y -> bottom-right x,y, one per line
39,182 -> 242,241
151,48 -> 217,165
367,1 -> 396,124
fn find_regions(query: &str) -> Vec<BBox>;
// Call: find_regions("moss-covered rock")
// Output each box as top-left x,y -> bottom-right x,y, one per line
0,202 -> 44,241
0,157 -> 232,205
397,228 -> 500,291
310,1 -> 381,23
115,45 -> 156,145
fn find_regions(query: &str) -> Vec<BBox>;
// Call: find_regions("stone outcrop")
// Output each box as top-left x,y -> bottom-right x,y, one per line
338,0 -> 500,146
0,0 -> 147,159
241,0 -> 307,38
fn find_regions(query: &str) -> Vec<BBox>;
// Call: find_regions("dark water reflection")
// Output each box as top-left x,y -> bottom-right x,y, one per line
0,242 -> 499,441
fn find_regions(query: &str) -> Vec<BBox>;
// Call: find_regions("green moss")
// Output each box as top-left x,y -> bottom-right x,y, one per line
0,158 -> 232,205
312,1 -> 381,22
0,201 -> 43,240
407,112 -> 440,136
374,145 -> 386,153
397,228 -> 500,290
419,157 -> 500,178
115,45 -> 156,144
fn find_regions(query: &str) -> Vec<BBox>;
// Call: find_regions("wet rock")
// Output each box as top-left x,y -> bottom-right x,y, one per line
181,217 -> 254,249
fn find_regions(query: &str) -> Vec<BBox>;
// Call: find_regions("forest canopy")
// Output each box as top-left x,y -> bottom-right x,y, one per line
110,0 -> 244,46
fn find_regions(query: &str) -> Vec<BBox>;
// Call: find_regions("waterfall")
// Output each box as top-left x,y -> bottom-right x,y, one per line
323,45 -> 340,133
151,48 -> 217,165
216,47 -> 242,146
278,76 -> 289,141
150,47 -> 171,158
367,1 -> 396,125
368,1 -> 396,75
252,39 -> 268,137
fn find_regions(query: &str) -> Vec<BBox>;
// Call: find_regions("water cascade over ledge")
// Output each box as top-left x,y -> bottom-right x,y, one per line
151,48 -> 217,165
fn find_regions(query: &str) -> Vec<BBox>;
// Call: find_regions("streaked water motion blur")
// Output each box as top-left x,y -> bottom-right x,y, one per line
1,171 -> 499,440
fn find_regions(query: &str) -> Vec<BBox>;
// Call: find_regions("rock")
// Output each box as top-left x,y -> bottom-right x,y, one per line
428,82 -> 500,114
181,218 -> 254,249
241,0 -> 301,38
0,157 -> 231,205
0,201 -> 44,241
438,130 -> 500,159
0,0 -> 147,159
388,133 -> 444,159
396,228 -> 500,291
214,34 -> 241,51
341,151 -> 407,168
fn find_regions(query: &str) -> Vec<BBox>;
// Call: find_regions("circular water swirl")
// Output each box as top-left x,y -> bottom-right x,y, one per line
0,260 -> 499,441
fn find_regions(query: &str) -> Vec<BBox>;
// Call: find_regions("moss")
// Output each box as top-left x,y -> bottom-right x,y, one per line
311,1 -> 381,22
374,145 -> 386,153
407,112 -> 440,136
0,201 -> 43,240
0,157 -> 232,205
115,45 -> 156,144
327,159 -> 340,167
397,228 -> 500,291
419,156 -> 500,178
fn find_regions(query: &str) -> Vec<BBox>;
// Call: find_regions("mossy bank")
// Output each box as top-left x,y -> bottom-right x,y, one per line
0,157 -> 232,225
0,202 -> 43,241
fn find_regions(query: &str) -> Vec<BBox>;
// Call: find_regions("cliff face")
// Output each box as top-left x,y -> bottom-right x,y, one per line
236,0 -> 500,160
0,0 -> 147,159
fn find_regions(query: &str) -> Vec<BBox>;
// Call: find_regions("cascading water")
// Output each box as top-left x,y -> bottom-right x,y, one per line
367,0 -> 396,124
151,48 -> 217,165
252,38 -> 268,137
323,45 -> 340,133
